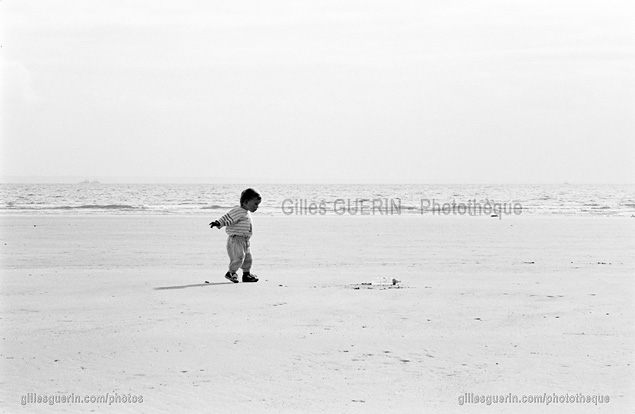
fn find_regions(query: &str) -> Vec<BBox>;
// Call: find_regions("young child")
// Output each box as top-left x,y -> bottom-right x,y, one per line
209,188 -> 261,283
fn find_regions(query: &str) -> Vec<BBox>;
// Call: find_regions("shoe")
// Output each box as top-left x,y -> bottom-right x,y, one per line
225,272 -> 239,283
242,273 -> 259,283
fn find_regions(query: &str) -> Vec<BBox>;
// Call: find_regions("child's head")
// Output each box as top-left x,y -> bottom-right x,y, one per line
240,188 -> 261,212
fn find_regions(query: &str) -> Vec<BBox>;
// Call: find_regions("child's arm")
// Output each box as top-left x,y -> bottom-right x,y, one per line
210,207 -> 245,229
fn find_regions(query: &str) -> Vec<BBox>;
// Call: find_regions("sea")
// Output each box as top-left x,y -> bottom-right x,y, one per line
1,183 -> 634,218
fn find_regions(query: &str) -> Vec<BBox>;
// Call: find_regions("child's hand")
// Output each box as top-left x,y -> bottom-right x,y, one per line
209,221 -> 220,229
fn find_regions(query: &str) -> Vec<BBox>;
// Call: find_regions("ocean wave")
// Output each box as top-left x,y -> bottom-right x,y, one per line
2,204 -> 143,211
74,204 -> 141,210
2,183 -> 634,217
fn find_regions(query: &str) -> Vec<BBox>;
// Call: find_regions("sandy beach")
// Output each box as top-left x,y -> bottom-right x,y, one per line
1,214 -> 633,413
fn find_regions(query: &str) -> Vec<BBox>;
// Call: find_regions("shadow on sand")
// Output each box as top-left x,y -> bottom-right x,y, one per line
154,282 -> 233,290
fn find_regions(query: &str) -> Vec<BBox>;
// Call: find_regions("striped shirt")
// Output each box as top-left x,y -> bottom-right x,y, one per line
216,206 -> 253,237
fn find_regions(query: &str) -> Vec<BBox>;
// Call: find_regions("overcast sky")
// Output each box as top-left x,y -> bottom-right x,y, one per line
1,0 -> 633,183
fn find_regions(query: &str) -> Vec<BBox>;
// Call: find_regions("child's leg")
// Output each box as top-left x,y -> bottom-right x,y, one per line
241,250 -> 252,273
241,238 -> 252,273
226,236 -> 245,273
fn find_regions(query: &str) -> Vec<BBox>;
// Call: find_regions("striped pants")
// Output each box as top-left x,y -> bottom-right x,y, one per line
226,235 -> 252,273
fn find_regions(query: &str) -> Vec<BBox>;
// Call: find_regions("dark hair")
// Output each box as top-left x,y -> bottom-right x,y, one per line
240,188 -> 261,206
